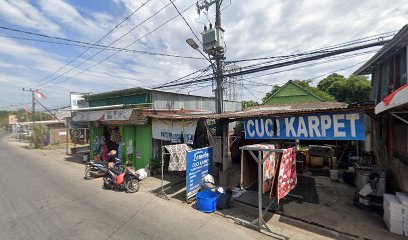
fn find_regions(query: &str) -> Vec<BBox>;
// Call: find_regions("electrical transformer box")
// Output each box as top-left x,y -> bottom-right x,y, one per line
201,26 -> 224,53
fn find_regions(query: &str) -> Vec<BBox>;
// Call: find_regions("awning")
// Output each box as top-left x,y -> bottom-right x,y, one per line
375,83 -> 408,114
72,108 -> 133,122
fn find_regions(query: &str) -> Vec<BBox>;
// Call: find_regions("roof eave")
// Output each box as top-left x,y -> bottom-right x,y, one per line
354,25 -> 408,75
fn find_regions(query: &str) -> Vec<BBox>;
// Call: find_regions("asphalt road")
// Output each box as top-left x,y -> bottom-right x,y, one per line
0,132 -> 270,240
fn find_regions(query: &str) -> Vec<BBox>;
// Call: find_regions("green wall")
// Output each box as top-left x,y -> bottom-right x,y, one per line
89,94 -> 149,107
89,124 -> 152,170
135,124 -> 152,170
264,82 -> 322,104
89,125 -> 103,160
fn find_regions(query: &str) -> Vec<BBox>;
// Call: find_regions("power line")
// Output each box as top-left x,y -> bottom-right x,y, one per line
228,30 -> 397,63
161,48 -> 377,90
40,0 -> 175,88
44,2 -> 197,89
237,50 -> 377,86
0,34 -> 202,60
27,0 -> 153,88
241,59 -> 370,88
156,40 -> 388,88
152,66 -> 211,89
169,0 -> 202,45
156,33 -> 392,89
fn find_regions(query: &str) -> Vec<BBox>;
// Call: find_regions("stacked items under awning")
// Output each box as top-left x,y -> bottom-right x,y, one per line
383,193 -> 408,236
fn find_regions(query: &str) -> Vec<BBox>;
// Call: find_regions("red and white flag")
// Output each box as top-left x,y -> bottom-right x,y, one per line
35,90 -> 47,99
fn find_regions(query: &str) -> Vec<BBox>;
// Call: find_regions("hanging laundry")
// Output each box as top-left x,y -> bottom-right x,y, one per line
102,144 -> 109,161
276,147 -> 297,202
165,144 -> 192,171
263,144 -> 276,193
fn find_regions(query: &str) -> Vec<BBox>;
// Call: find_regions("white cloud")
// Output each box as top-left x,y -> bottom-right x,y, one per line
0,0 -> 62,35
0,0 -> 407,108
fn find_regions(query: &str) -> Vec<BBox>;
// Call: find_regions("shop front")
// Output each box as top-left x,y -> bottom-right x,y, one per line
73,108 -> 152,170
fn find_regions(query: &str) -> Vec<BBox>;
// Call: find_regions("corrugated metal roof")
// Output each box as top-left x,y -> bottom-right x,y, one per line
85,86 -> 241,103
145,102 -> 373,120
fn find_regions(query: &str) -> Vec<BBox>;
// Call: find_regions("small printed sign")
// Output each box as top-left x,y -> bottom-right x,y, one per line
186,147 -> 213,201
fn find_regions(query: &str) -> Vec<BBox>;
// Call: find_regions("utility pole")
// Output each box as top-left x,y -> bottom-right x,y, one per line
23,88 -> 36,146
23,88 -> 36,123
197,0 -> 229,178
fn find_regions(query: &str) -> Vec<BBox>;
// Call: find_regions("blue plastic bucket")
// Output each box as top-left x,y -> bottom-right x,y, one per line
197,190 -> 218,213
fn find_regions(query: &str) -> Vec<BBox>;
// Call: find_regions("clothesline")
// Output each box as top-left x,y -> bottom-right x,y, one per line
239,143 -> 297,234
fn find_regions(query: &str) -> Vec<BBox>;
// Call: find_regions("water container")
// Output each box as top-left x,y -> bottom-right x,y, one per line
217,190 -> 232,209
330,170 -> 339,181
197,190 -> 218,213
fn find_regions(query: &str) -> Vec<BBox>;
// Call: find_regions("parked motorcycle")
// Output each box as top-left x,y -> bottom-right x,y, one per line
103,167 -> 140,193
85,150 -> 125,180
84,161 -> 108,180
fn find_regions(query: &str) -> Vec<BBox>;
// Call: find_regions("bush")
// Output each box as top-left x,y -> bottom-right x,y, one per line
31,124 -> 49,149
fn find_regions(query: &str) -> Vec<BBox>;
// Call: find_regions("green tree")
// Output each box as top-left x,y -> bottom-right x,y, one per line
31,124 -> 49,148
242,100 -> 259,109
326,75 -> 371,103
0,110 -> 54,129
292,80 -> 336,102
317,73 -> 346,92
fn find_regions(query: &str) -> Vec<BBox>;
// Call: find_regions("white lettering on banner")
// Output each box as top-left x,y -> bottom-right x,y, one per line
247,119 -> 255,137
297,117 -> 308,137
72,109 -> 132,122
255,118 -> 265,137
320,115 -> 332,137
346,113 -> 360,137
333,114 -> 346,137
285,117 -> 296,137
152,119 -> 197,144
265,118 -> 274,137
244,112 -> 365,140
308,116 -> 321,137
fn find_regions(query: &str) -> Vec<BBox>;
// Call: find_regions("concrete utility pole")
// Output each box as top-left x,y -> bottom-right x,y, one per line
197,0 -> 229,176
22,88 -> 36,146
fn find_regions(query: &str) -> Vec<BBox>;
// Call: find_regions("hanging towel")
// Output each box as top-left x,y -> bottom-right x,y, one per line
165,144 -> 192,171
263,145 -> 276,193
276,147 -> 297,202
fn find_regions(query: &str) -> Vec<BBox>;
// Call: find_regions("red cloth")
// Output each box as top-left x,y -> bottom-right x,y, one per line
102,145 -> 109,161
276,147 -> 297,202
263,145 -> 276,193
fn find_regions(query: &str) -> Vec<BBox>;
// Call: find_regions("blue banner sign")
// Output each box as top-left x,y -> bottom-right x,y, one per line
186,147 -> 213,201
244,112 -> 365,140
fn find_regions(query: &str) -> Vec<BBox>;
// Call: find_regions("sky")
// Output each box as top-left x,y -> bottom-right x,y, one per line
0,0 -> 407,110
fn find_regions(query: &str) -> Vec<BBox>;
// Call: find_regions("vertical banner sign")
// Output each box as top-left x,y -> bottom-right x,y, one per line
186,147 -> 213,201
244,111 -> 366,140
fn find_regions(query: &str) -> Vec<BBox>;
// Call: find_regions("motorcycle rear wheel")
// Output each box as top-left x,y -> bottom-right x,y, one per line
84,168 -> 93,180
126,179 -> 140,193
103,176 -> 111,189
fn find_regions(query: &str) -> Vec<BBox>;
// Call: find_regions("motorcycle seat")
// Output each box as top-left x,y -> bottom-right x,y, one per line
108,167 -> 122,175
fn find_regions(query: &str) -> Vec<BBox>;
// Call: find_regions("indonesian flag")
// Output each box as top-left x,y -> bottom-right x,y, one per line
35,90 -> 47,99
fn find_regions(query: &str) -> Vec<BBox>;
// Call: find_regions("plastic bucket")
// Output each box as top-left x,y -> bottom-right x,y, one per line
330,169 -> 339,181
217,190 -> 232,209
197,190 -> 218,213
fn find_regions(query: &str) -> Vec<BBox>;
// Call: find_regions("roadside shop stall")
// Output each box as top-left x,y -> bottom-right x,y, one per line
193,103 -> 378,235
72,107 -> 152,170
